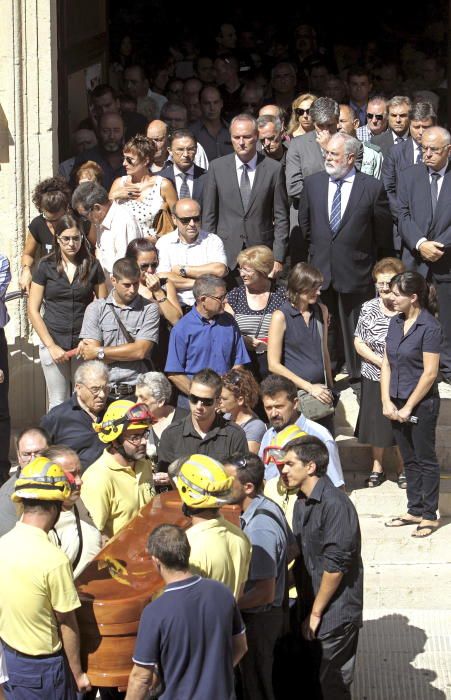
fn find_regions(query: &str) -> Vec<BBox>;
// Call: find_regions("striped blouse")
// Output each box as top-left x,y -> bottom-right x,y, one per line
227,284 -> 287,339
354,297 -> 395,381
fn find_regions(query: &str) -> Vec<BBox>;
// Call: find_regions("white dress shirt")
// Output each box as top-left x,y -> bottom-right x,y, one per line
416,163 -> 448,249
327,167 -> 356,220
235,153 -> 258,188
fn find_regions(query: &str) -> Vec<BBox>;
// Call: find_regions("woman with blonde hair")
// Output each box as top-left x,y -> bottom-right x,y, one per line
287,93 -> 317,137
224,245 -> 286,381
109,134 -> 177,241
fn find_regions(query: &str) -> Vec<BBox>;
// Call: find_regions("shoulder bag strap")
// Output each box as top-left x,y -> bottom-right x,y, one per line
72,504 -> 84,572
314,304 -> 328,386
253,287 -> 273,339
110,305 -> 135,344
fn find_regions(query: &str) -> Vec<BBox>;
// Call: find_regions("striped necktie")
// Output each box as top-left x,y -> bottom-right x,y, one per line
330,180 -> 343,233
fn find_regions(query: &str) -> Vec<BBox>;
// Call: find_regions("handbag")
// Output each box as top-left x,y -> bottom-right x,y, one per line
152,207 -> 175,237
297,311 -> 335,421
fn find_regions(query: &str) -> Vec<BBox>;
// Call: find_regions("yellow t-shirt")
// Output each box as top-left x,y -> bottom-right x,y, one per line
264,477 -> 299,598
0,522 -> 80,655
187,516 -> 252,599
81,449 -> 155,538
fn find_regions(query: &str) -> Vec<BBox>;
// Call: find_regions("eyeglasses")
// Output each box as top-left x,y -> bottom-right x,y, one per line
139,262 -> 158,271
79,383 -> 109,396
124,430 -> 150,444
78,208 -> 92,221
20,449 -> 45,460
206,293 -> 227,303
176,215 -> 201,224
367,113 -> 385,121
295,108 -> 310,117
58,235 -> 82,244
375,282 -> 392,290
188,393 -> 215,406
124,155 -> 139,165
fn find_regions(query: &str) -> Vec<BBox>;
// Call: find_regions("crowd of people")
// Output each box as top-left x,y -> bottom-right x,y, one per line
0,16 -> 449,700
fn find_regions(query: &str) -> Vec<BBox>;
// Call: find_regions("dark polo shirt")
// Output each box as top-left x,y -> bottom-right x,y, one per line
40,395 -> 105,471
157,414 -> 248,472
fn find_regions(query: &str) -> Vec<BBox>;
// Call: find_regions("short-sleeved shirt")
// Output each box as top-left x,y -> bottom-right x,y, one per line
240,416 -> 267,445
0,522 -> 80,655
157,414 -> 248,471
156,230 -> 228,306
165,306 -> 250,376
292,476 -> 363,638
133,576 -> 245,700
186,516 -> 251,598
355,297 -> 394,382
80,292 -> 160,385
386,309 -> 442,399
81,449 -> 155,538
259,413 -> 345,487
40,395 -> 105,471
33,257 -> 105,349
240,494 -> 289,613
28,215 -> 54,256
227,284 -> 286,339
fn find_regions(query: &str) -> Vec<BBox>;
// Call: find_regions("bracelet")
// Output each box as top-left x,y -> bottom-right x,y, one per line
155,295 -> 168,303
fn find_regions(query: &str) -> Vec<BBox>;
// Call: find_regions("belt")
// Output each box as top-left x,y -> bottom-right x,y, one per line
109,383 -> 135,397
2,641 -> 62,660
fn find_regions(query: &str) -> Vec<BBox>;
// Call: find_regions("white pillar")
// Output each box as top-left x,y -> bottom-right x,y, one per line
0,0 -> 58,434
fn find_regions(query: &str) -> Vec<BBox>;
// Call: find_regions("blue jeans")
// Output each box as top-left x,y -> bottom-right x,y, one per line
2,644 -> 76,699
391,394 -> 440,521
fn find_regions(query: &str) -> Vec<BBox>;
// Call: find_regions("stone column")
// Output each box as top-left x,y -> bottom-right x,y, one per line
0,0 -> 58,437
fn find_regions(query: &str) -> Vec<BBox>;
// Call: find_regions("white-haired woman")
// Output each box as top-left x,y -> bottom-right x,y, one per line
135,372 -> 188,490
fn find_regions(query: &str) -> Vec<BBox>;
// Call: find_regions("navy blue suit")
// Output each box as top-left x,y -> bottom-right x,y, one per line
158,163 -> 207,206
382,137 -> 418,251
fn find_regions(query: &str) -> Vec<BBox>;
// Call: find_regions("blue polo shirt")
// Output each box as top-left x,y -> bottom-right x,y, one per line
165,306 -> 250,376
133,575 -> 244,700
386,309 -> 442,399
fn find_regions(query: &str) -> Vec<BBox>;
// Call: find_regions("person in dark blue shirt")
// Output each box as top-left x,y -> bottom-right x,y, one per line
381,272 -> 442,537
165,274 -> 250,405
127,524 -> 247,700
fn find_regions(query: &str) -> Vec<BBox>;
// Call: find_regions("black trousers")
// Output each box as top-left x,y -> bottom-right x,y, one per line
392,394 -> 440,521
434,280 -> 451,379
318,623 -> 360,699
320,287 -> 373,380
240,607 -> 284,700
0,329 -> 10,482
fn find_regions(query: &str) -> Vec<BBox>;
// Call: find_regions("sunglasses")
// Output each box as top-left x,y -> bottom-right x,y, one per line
176,215 -> 201,224
367,113 -> 385,121
139,262 -> 158,271
188,393 -> 215,406
294,108 -> 310,117
124,155 -> 138,165
230,457 -> 249,470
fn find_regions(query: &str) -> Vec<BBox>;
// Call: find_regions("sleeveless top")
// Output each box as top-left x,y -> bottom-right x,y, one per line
119,175 -> 164,237
280,300 -> 325,384
227,284 -> 286,338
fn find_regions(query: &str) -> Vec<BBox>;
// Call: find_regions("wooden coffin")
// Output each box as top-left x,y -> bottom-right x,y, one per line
76,490 -> 241,688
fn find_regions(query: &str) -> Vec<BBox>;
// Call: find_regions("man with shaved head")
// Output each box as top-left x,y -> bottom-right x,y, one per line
397,126 -> 451,381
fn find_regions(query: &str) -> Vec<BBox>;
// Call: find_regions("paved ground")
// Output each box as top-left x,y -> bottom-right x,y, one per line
348,480 -> 451,699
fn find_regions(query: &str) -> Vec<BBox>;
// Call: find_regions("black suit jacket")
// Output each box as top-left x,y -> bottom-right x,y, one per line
398,163 -> 451,281
158,163 -> 207,206
298,170 -> 393,293
381,137 -> 417,251
202,152 -> 289,269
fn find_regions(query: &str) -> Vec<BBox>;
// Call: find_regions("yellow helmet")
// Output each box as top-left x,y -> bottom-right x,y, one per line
12,456 -> 71,503
176,454 -> 234,509
263,424 -> 307,467
93,401 -> 154,444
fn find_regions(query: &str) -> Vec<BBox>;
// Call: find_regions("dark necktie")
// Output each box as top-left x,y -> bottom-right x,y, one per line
179,173 -> 190,199
431,172 -> 441,216
240,163 -> 251,210
416,149 -> 422,164
395,136 -> 404,145
330,180 -> 343,233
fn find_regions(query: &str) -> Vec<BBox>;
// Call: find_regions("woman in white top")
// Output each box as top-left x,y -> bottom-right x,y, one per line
109,135 -> 177,241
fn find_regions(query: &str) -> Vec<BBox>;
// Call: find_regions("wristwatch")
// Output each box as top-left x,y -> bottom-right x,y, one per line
179,267 -> 187,278
96,347 -> 105,360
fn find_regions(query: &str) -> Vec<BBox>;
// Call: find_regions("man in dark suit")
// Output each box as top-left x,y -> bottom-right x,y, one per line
382,102 -> 436,252
397,126 -> 451,381
202,114 -> 289,277
286,97 -> 339,264
159,129 -> 207,206
299,132 -> 393,379
371,96 -> 412,158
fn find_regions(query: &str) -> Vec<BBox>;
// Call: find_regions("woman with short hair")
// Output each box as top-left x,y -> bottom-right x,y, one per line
219,368 -> 266,453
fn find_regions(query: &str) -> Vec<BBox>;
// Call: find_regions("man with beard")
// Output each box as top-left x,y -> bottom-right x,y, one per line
258,374 -> 344,486
299,132 -> 393,380
81,400 -> 155,539
71,112 -> 127,190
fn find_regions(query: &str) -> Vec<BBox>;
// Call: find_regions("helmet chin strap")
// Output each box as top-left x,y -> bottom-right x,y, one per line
111,437 -> 129,461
